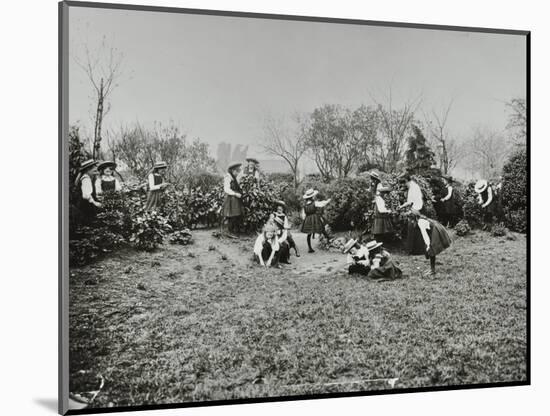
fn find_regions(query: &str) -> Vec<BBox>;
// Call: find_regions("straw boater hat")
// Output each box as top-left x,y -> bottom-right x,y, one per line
153,161 -> 167,170
303,188 -> 319,200
474,179 -> 488,194
79,159 -> 98,173
368,171 -> 381,181
227,161 -> 242,172
365,240 -> 383,251
97,161 -> 117,172
342,238 -> 358,254
246,157 -> 259,164
377,185 -> 392,193
274,200 -> 286,208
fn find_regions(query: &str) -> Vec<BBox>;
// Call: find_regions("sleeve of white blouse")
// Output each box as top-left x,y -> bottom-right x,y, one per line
149,173 -> 162,191
224,175 -> 237,196
94,178 -> 103,195
417,219 -> 431,248
278,230 -> 288,244
347,254 -> 354,264
441,186 -> 453,201
375,196 -> 390,213
314,200 -> 330,208
81,177 -> 96,203
115,178 -> 122,191
253,235 -> 264,257
482,187 -> 493,208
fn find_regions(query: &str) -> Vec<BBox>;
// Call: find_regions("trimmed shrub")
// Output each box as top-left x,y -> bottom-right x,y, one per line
239,175 -> 282,233
322,177 -> 373,231
454,220 -> 471,237
501,148 -> 527,233
130,211 -> 172,251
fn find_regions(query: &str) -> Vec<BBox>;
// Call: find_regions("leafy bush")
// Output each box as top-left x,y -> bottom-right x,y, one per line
239,175 -> 282,233
501,148 -> 527,233
462,182 -> 484,228
130,211 -> 172,251
163,187 -> 223,230
491,223 -> 508,237
169,229 -> 193,245
454,220 -> 471,237
322,177 -> 373,231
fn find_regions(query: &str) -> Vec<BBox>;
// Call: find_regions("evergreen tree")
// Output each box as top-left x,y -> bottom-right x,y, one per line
405,125 -> 437,175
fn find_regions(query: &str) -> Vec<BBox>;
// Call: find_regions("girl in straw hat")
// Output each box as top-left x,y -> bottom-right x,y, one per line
272,216 -> 291,264
272,200 -> 300,257
94,161 -> 122,197
407,209 -> 452,276
372,185 -> 394,239
342,239 -> 371,275
474,179 -> 502,226
240,157 -> 261,181
223,162 -> 244,236
300,189 -> 331,253
145,161 -> 170,212
76,159 -> 101,223
364,240 -> 403,280
253,223 -> 282,268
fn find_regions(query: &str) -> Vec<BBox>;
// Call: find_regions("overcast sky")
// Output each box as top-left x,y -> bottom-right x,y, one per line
68,6 -> 526,159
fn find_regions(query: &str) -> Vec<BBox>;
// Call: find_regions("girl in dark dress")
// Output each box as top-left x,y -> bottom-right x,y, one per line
76,159 -> 101,223
407,209 -> 452,276
437,176 -> 460,227
95,161 -> 122,197
365,242 -> 403,281
474,179 -> 503,225
273,200 -> 300,257
223,162 -> 244,236
372,185 -> 394,239
342,239 -> 371,275
300,189 -> 331,253
272,217 -> 291,264
145,161 -> 169,211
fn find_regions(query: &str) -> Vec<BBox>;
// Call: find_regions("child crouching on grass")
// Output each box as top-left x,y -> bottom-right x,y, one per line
343,239 -> 402,280
253,223 -> 282,268
272,200 -> 300,257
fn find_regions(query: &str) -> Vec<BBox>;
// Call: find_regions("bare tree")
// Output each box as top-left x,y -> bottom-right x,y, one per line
467,126 -> 509,178
424,99 -> 465,175
370,89 -> 422,173
73,35 -> 125,160
505,97 -> 527,145
261,112 -> 309,188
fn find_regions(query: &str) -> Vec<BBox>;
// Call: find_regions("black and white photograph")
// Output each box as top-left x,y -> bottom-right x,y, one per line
60,1 -> 528,413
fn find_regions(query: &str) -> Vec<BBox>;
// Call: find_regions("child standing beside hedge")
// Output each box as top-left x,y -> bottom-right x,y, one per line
145,161 -> 169,212
474,179 -> 503,226
223,162 -> 244,236
95,161 -> 122,197
300,189 -> 331,253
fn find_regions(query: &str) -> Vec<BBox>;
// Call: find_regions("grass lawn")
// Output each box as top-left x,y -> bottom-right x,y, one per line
69,229 -> 527,409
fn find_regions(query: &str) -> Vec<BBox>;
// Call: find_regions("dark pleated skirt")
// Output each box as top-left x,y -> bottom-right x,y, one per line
372,214 -> 394,235
301,214 -> 325,234
367,258 -> 403,280
406,220 -> 427,256
145,190 -> 163,211
223,195 -> 244,218
426,221 -> 452,257
348,263 -> 370,276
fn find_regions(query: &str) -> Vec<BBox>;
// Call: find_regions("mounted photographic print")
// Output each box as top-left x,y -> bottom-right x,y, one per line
59,1 -> 530,414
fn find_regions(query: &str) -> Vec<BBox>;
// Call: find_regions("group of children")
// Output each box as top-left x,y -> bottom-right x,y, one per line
76,157 -> 501,278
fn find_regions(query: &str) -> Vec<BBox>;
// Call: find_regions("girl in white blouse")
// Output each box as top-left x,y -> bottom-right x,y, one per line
253,224 -> 281,268
94,161 -> 122,197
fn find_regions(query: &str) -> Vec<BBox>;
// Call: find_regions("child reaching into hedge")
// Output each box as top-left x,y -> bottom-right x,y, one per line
300,189 -> 331,253
407,209 -> 452,276
145,161 -> 170,212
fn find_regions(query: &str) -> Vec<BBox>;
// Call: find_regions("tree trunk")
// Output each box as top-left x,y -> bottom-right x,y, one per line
93,78 -> 104,160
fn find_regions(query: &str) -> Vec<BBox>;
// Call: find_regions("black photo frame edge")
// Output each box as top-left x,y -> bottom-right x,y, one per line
58,1 -> 531,414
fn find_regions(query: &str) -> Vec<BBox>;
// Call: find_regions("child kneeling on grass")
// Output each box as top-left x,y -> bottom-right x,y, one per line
253,223 -> 282,268
343,239 -> 402,280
